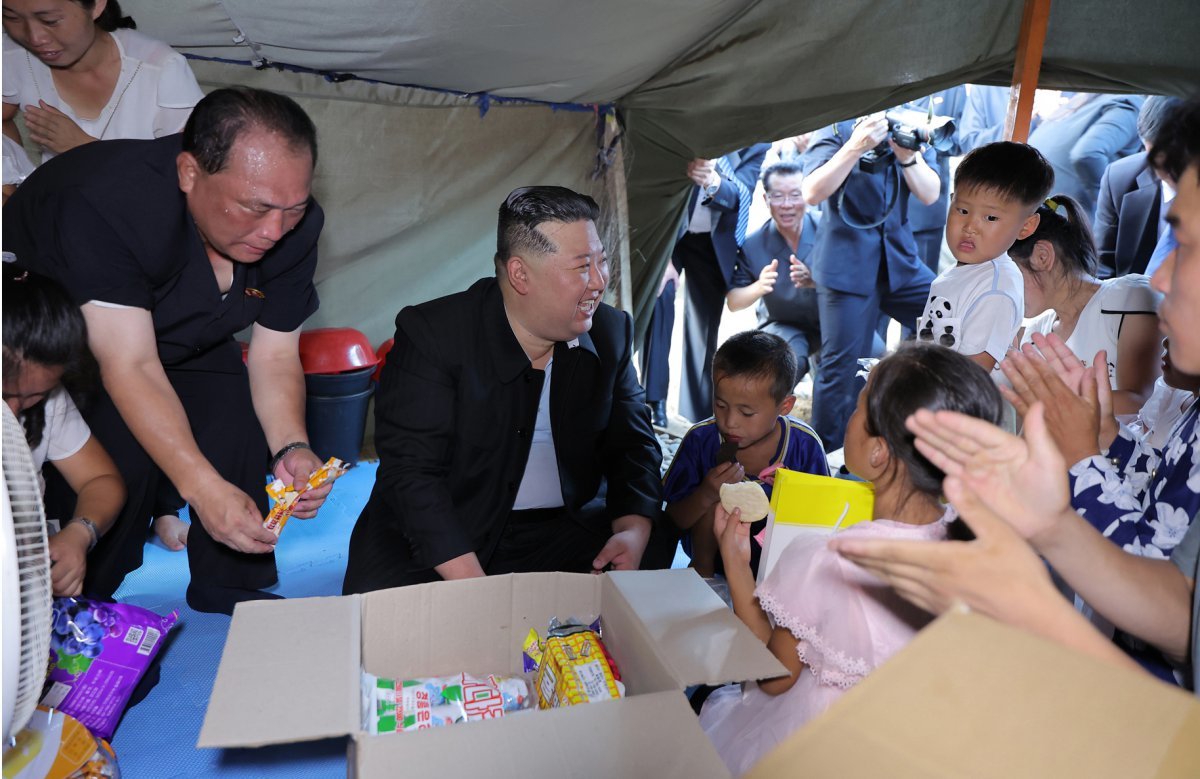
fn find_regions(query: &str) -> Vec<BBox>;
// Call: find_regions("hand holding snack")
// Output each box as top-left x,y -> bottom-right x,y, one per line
714,504 -> 752,568
193,477 -> 277,553
273,445 -> 332,518
264,457 -> 350,536
703,460 -> 745,503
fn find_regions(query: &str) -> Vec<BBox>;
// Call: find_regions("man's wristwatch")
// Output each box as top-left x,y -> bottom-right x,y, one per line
68,517 -> 100,552
898,157 -> 919,168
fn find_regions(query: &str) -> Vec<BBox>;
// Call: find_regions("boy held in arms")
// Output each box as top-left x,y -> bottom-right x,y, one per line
917,142 -> 1055,373
663,331 -> 828,578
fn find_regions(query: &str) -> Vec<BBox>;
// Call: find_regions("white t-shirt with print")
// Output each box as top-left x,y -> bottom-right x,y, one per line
1021,274 -> 1159,388
918,254 -> 1024,364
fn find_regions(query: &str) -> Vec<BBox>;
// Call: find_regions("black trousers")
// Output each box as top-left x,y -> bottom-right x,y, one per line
673,232 -> 727,423
50,368 -> 276,599
640,279 -> 675,404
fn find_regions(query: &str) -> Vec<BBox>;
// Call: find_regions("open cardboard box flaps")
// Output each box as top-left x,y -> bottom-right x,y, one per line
747,610 -> 1200,779
199,569 -> 786,778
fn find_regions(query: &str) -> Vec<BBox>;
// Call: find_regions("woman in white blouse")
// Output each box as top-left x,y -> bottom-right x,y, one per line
2,0 -> 203,162
1010,193 -> 1161,415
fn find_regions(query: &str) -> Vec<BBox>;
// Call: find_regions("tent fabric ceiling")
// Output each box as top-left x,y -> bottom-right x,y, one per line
124,0 -> 754,105
113,1 -> 1200,339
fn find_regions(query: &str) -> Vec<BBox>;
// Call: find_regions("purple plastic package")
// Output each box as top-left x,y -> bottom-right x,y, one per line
40,597 -> 178,739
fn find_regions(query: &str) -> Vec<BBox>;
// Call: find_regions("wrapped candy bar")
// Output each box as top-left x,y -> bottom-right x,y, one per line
363,672 -> 531,734
523,619 -> 624,710
263,457 -> 350,536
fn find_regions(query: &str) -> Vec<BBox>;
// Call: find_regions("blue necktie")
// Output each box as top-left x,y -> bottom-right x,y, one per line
715,156 -> 750,247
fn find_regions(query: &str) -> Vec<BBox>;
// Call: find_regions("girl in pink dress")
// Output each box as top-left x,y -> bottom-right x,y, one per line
699,342 -> 1005,775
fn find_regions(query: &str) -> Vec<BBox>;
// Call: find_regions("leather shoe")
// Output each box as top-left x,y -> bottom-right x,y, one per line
648,400 -> 668,428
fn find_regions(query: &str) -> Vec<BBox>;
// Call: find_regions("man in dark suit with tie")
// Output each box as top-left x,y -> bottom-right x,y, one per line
1095,96 -> 1183,278
802,115 -> 939,451
641,144 -> 769,425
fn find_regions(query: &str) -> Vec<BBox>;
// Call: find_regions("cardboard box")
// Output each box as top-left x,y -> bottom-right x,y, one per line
758,468 -> 874,582
747,611 -> 1200,778
199,569 -> 785,777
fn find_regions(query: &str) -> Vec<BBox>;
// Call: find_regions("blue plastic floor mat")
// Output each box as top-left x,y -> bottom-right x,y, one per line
109,462 -> 378,778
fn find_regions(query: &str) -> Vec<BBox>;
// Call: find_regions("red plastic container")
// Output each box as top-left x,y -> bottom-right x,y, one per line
372,338 -> 395,383
298,327 -> 380,375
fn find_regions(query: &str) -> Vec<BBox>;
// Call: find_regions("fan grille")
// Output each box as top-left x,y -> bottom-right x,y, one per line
3,403 -> 52,739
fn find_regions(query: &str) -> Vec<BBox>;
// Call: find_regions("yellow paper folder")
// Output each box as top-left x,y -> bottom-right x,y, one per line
758,469 -> 876,582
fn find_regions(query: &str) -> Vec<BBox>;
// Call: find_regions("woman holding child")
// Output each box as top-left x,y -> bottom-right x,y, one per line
1010,194 -> 1161,414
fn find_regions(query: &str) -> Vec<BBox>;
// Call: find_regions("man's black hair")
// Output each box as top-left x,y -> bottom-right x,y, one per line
494,186 -> 600,270
711,330 -> 797,404
1149,99 -> 1200,183
953,141 -> 1055,209
182,87 -> 318,175
760,161 -> 804,192
1138,96 -> 1183,147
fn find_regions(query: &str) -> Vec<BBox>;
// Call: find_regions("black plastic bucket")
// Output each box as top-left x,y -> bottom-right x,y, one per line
304,365 -> 375,396
305,386 -> 374,465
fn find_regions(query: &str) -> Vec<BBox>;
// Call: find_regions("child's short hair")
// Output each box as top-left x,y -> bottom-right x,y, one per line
953,141 -> 1055,209
865,342 -> 1003,499
712,331 -> 797,404
1008,193 -> 1098,277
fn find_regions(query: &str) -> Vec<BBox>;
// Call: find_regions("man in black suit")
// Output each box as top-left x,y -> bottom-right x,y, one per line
343,186 -> 663,594
641,145 -> 769,424
1095,96 -> 1183,278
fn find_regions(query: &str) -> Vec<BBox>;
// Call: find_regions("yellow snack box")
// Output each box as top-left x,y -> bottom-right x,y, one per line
263,457 -> 350,536
533,627 -> 621,709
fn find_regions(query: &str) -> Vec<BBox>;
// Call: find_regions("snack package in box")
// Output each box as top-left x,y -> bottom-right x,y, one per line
3,706 -> 120,779
39,597 -> 177,740
522,619 -> 624,709
363,672 -> 531,734
263,457 -> 350,536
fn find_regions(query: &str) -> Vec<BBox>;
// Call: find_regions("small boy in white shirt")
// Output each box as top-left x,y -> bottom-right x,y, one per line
918,142 -> 1055,372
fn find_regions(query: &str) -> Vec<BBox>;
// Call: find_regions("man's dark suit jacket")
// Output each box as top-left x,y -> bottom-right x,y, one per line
678,143 -> 771,286
1095,151 -> 1161,278
342,277 -> 662,593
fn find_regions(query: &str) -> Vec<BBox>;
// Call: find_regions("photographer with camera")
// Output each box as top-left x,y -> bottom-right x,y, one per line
801,113 -> 940,451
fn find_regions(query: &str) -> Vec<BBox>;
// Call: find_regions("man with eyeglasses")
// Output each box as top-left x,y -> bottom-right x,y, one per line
725,161 -> 823,385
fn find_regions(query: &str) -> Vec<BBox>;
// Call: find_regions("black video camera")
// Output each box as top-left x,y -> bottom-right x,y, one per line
858,109 -> 957,174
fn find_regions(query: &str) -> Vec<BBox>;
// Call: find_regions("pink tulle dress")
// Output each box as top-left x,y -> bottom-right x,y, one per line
699,512 -> 953,776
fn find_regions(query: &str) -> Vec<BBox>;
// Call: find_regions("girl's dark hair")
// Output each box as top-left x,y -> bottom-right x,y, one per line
75,0 -> 136,31
1008,193 -> 1098,278
2,267 -> 96,449
864,342 -> 1003,500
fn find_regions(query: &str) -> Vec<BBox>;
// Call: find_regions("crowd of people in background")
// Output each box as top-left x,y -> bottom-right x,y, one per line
4,4 -> 1200,773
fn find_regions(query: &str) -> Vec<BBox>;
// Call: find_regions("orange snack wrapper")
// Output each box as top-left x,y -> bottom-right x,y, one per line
263,457 -> 350,536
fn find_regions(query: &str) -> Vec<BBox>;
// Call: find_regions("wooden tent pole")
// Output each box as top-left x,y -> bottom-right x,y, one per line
1004,0 -> 1052,142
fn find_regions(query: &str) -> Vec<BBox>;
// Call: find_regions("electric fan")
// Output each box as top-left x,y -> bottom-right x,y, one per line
1,402 -> 53,742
